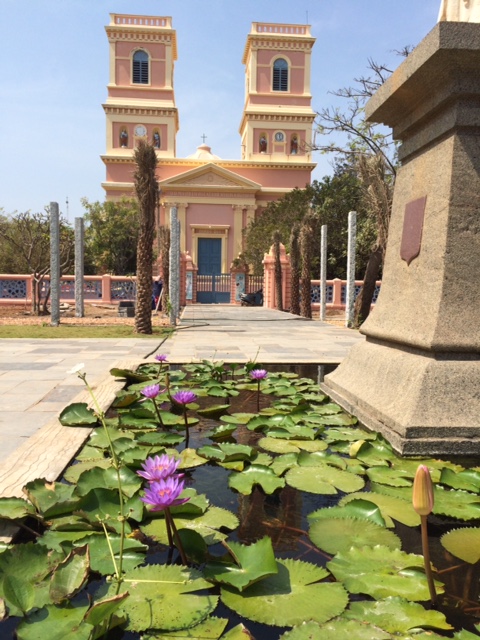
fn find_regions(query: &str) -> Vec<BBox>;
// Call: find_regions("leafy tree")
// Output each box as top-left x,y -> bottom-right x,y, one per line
243,171 -> 372,280
0,209 -> 74,314
300,216 -> 314,319
289,222 -> 301,316
313,56 -> 407,325
133,140 -> 159,335
81,197 -> 140,275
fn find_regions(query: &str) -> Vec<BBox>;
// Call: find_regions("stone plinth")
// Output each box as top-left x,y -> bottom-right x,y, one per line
321,23 -> 480,456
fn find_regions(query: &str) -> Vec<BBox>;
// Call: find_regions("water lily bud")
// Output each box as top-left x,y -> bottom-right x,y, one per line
412,464 -> 434,516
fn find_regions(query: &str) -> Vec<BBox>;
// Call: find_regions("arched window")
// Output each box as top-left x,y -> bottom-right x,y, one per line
132,50 -> 149,84
273,58 -> 288,92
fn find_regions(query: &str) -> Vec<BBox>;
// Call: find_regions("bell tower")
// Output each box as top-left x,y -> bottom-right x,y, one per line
239,23 -> 316,163
102,14 -> 178,198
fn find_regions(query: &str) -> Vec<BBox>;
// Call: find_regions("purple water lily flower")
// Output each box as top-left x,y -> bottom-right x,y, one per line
137,454 -> 181,483
172,390 -> 197,405
155,354 -> 168,363
250,369 -> 268,381
141,475 -> 190,512
141,384 -> 162,399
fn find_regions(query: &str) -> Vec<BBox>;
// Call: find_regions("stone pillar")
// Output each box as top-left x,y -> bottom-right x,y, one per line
74,217 -> 85,318
184,252 -> 196,305
345,211 -> 357,327
232,205 -> 245,258
49,202 -> 60,327
262,243 -> 290,310
177,204 -> 188,253
231,264 -> 248,304
321,23 -> 480,456
320,224 -> 327,321
169,206 -> 180,325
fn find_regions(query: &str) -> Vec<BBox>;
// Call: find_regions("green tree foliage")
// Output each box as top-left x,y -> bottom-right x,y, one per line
81,197 -> 140,275
0,209 -> 74,314
243,170 -> 374,280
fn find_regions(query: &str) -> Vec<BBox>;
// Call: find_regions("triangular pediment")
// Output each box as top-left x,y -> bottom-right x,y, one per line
159,163 -> 261,191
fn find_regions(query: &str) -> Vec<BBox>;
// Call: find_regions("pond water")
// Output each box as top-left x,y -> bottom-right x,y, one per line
2,362 -> 480,639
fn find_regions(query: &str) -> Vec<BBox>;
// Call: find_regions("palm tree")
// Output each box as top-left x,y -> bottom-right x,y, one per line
133,140 -> 159,334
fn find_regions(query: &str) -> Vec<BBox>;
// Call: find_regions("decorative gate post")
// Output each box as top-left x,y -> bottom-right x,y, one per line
230,261 -> 248,305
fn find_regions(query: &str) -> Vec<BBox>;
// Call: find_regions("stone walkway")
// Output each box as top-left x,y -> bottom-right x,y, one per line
0,306 -> 364,466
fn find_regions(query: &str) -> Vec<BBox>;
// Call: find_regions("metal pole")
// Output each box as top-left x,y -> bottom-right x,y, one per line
320,224 -> 327,321
49,202 -> 60,327
345,210 -> 357,328
74,217 -> 85,318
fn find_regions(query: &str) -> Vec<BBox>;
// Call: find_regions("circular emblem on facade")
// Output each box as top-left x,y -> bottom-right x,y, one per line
134,124 -> 147,137
275,131 -> 285,142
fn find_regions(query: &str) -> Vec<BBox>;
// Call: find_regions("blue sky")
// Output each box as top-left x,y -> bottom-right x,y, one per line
0,0 -> 440,220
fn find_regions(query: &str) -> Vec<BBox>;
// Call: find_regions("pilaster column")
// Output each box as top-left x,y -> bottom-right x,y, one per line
232,205 -> 245,258
176,203 -> 188,253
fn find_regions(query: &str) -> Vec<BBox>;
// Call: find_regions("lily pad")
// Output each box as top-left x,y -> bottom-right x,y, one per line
204,536 -> 278,591
258,437 -> 327,454
279,619 -> 390,640
144,616 -> 228,639
286,463 -> 365,495
441,528 -> 480,564
99,564 -> 218,632
343,597 -> 453,633
220,558 -> 348,627
307,500 -> 387,528
228,465 -> 285,495
310,518 -> 400,555
328,545 -> 443,601
340,491 -> 420,528
59,403 -> 97,427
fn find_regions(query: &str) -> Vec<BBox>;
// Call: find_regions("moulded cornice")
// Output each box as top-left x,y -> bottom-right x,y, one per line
103,104 -> 177,117
106,29 -> 177,58
101,155 -> 316,171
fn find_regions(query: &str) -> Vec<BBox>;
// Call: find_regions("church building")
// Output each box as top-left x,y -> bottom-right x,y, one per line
101,14 -> 316,282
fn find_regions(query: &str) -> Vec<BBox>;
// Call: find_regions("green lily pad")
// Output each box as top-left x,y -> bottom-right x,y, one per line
441,528 -> 480,564
99,564 -> 217,632
228,465 -> 285,495
367,466 -> 413,487
204,423 -> 237,439
59,403 -> 97,427
110,367 -> 151,382
220,413 -> 256,424
204,536 -> 278,591
343,597 -> 453,633
258,437 -> 327,454
49,546 -> 89,604
307,500 -> 387,528
23,479 -> 80,519
279,619 -> 390,640
76,465 -> 142,498
220,558 -> 348,627
286,463 -> 365,495
144,616 -> 228,639
340,492 -> 420,527
0,497 -> 36,521
310,518 -> 400,555
142,506 -> 239,546
197,443 -> 256,463
16,598 -> 92,640
328,545 -> 443,601
197,404 -> 230,418
0,542 -> 64,616
440,467 -> 480,493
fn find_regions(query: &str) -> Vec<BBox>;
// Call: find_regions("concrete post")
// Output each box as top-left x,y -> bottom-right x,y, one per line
74,217 -> 84,318
169,206 -> 179,325
49,202 -> 60,327
320,224 -> 327,321
345,211 -> 357,327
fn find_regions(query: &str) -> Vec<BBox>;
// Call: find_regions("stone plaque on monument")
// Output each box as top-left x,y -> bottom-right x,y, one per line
400,197 -> 426,265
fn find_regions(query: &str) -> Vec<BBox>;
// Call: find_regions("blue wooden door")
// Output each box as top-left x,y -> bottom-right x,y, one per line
197,238 -> 229,303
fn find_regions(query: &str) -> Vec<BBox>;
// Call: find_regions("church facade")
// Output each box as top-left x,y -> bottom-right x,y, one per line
101,14 -> 316,275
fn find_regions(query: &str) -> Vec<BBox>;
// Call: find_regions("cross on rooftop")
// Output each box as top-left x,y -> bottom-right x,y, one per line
201,133 -> 207,144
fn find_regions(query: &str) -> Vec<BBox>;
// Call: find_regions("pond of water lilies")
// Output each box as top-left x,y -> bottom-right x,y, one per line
1,359 -> 480,639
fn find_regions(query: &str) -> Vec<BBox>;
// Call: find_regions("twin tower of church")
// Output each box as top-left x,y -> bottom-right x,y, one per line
102,14 -> 316,273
